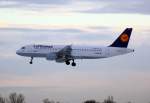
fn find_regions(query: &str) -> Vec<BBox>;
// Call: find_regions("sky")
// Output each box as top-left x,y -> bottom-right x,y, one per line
0,0 -> 150,103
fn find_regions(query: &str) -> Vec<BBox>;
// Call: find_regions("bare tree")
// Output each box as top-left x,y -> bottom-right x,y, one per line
83,100 -> 99,103
103,96 -> 116,103
0,95 -> 6,103
8,93 -> 25,103
43,98 -> 56,103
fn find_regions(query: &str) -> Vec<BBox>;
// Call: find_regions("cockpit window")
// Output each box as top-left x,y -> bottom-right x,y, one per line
21,47 -> 26,49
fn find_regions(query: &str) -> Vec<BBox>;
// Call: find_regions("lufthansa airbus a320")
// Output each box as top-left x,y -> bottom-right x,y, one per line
16,28 -> 134,66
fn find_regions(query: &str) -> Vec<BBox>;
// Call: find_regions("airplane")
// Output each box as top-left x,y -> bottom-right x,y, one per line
16,28 -> 134,66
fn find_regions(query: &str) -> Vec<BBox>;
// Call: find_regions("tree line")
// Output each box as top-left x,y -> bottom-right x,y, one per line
0,93 -> 132,103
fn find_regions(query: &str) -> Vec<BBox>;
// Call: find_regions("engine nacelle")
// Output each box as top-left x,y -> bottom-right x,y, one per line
46,53 -> 57,60
55,58 -> 65,63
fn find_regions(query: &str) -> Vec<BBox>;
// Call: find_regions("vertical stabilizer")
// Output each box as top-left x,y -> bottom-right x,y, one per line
109,28 -> 132,48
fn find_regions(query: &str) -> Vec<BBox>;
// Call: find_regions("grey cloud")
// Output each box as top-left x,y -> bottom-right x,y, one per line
80,0 -> 150,14
0,0 -> 150,14
0,0 -> 70,9
0,27 -> 83,33
0,27 -> 83,48
0,0 -> 70,5
0,27 -> 106,41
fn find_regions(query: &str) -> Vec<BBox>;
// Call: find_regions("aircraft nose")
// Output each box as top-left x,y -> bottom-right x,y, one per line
16,50 -> 21,55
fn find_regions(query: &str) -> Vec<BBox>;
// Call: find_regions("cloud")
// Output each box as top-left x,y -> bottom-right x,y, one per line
0,0 -> 71,11
0,0 -> 70,6
80,0 -> 150,14
0,0 -> 150,14
0,27 -> 83,33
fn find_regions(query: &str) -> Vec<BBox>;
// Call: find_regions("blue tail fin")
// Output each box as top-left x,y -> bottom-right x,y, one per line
109,28 -> 132,48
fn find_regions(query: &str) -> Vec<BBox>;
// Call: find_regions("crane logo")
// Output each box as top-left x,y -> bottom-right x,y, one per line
120,34 -> 129,42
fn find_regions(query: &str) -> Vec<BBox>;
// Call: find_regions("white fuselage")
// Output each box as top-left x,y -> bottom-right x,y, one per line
16,45 -> 134,63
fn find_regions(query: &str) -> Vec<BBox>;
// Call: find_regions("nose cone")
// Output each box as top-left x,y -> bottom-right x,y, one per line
16,50 -> 21,55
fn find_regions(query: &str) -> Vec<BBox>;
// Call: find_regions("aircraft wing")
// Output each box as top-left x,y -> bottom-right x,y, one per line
56,45 -> 72,61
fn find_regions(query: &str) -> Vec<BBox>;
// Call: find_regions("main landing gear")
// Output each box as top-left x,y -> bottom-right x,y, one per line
29,57 -> 33,64
65,59 -> 76,67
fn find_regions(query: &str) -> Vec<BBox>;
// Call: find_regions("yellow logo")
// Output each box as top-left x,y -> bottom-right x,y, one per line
120,34 -> 129,42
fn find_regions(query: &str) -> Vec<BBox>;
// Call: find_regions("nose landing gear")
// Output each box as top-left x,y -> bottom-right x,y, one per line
29,57 -> 33,64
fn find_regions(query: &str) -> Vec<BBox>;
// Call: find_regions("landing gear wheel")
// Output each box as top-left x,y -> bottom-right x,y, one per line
65,61 -> 70,65
29,57 -> 33,64
29,61 -> 33,64
72,62 -> 76,67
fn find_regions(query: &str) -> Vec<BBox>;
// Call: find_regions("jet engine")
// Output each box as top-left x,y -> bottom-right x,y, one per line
46,53 -> 57,60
